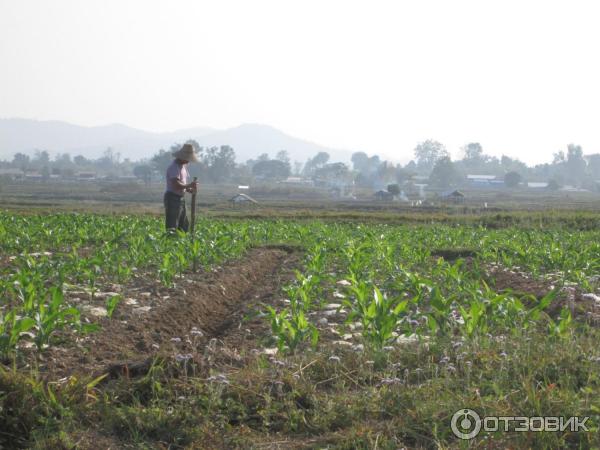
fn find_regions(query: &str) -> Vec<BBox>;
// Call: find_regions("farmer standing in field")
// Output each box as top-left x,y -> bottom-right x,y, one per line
164,143 -> 199,233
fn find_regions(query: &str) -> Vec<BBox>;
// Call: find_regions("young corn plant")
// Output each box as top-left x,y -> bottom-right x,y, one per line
106,294 -> 122,319
82,257 -> 102,300
548,307 -> 573,337
343,281 -> 409,349
426,287 -> 456,336
159,253 -> 176,287
190,239 -> 202,272
33,287 -> 81,351
458,299 -> 487,337
264,305 -> 318,353
0,309 -> 35,358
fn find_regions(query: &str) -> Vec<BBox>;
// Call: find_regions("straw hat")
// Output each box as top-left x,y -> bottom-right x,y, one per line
172,143 -> 199,162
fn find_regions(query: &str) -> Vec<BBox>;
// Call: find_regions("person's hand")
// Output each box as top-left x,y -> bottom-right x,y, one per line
187,181 -> 199,193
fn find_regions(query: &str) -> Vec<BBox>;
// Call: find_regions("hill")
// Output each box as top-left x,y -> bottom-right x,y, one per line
0,119 -> 353,163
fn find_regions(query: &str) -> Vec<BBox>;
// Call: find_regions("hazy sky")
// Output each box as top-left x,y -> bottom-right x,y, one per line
1,0 -> 599,164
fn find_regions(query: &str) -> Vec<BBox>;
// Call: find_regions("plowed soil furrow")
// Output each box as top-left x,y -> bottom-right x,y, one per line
41,246 -> 300,379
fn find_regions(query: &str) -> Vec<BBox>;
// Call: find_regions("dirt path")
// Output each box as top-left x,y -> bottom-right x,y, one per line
40,246 -> 301,380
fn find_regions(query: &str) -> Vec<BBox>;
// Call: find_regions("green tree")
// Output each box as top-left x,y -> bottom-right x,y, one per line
41,165 -> 50,181
414,140 -> 449,172
462,142 -> 483,161
12,153 -> 30,172
205,145 -> 236,182
428,157 -> 461,188
73,155 -> 89,166
276,150 -> 290,165
548,179 -> 561,190
586,154 -> 600,178
313,162 -> 350,185
33,150 -> 50,169
377,161 -> 396,184
133,165 -> 153,184
566,144 -> 586,185
504,171 -> 522,188
303,152 -> 330,176
252,159 -> 291,180
311,152 -> 330,167
395,166 -> 415,184
152,148 -> 176,173
387,183 -> 400,196
351,152 -> 370,172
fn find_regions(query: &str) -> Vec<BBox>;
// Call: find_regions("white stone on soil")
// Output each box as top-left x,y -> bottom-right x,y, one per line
317,318 -> 328,326
324,303 -> 342,310
583,293 -> 600,303
82,305 -> 108,317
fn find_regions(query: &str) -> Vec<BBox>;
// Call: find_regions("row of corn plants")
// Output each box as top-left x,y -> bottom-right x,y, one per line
0,214 -> 277,357
263,222 -> 589,351
2,213 -> 598,357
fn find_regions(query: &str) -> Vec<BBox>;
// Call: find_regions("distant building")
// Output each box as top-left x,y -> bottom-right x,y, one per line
77,172 -> 97,180
24,171 -> 43,180
527,182 -> 549,188
467,174 -> 504,188
374,190 -> 393,201
229,193 -> 258,205
0,168 -> 24,180
278,177 -> 314,186
561,186 -> 588,192
441,190 -> 465,204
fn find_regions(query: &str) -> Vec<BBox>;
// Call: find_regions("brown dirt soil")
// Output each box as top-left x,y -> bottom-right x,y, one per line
34,246 -> 301,380
484,263 -> 600,324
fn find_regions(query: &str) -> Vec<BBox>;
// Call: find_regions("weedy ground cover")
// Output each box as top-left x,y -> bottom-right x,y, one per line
2,211 -> 600,448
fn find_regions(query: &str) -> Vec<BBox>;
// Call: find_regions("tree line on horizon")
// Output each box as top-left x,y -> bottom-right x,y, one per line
1,139 -> 599,191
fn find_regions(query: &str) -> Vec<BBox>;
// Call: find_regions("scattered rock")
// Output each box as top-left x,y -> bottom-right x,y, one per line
95,292 -> 120,299
81,305 -> 108,317
132,306 -> 152,314
583,293 -> 600,304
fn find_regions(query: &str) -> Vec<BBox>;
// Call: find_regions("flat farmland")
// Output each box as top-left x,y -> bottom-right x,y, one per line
2,212 -> 600,448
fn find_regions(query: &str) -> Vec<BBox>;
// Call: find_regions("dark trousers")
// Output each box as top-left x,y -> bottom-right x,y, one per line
164,191 -> 189,232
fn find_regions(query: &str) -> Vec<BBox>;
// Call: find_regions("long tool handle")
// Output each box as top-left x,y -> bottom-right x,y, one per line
190,176 -> 198,235
190,176 -> 198,271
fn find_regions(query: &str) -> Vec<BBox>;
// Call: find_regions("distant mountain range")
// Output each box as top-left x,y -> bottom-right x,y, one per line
0,119 -> 355,164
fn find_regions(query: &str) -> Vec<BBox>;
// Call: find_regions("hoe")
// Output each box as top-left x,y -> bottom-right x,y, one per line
191,176 -> 198,271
